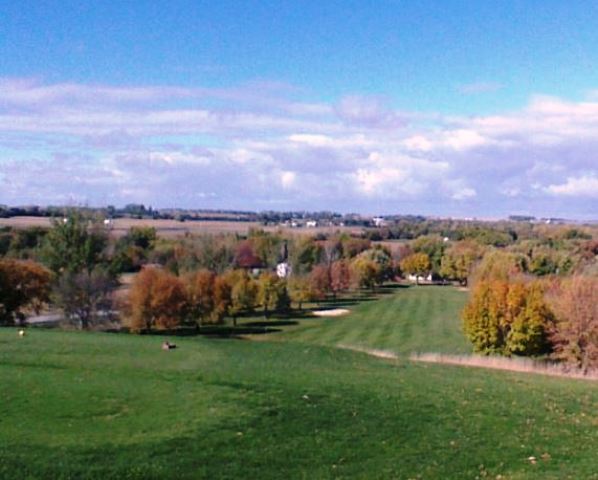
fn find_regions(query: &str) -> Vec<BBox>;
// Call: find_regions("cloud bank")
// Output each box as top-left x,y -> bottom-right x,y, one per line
0,78 -> 596,218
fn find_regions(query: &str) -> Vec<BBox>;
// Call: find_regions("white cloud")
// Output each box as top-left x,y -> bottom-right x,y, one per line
546,175 -> 598,197
280,171 -> 296,189
0,77 -> 597,217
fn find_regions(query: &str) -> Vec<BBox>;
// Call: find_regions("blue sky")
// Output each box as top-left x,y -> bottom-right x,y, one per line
1,1 -> 597,218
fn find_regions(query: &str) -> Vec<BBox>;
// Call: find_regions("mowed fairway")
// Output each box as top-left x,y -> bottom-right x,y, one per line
2,287 -> 598,479
275,285 -> 471,355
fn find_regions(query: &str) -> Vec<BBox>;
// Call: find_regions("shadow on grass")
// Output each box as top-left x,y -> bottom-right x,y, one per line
129,323 -> 287,339
244,320 -> 299,328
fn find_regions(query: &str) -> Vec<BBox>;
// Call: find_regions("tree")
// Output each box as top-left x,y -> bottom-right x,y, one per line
330,260 -> 352,297
411,235 -> 446,275
462,279 -> 553,356
184,269 -> 215,328
257,272 -> 289,318
54,267 -> 116,330
289,236 -> 322,276
355,247 -> 394,285
111,227 -> 157,273
439,240 -> 484,285
309,264 -> 331,300
42,212 -> 108,274
400,253 -> 431,284
211,275 -> 232,324
226,270 -> 258,325
351,256 -> 379,290
469,249 -> 527,286
546,276 -> 598,372
129,267 -> 187,332
287,276 -> 314,310
0,259 -> 51,325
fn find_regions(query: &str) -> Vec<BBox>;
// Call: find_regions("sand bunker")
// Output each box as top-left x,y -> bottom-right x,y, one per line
312,308 -> 350,317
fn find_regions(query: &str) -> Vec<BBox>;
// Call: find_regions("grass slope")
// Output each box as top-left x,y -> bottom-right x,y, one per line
2,327 -> 598,479
273,285 -> 470,355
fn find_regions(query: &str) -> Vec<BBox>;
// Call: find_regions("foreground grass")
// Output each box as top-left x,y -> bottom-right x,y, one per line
2,329 -> 598,479
272,285 -> 470,355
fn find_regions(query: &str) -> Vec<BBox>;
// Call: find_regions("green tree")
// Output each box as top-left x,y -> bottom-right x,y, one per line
42,212 -> 108,274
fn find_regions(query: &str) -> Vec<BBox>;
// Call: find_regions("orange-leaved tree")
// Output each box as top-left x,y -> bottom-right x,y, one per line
0,259 -> 51,325
184,269 -> 215,328
129,267 -> 187,332
546,276 -> 598,372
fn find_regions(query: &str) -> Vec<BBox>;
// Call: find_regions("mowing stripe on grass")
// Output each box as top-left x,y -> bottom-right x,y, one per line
275,285 -> 469,356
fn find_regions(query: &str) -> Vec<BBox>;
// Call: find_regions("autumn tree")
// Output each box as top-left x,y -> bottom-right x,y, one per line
439,240 -> 484,285
211,275 -> 232,324
184,269 -> 215,328
257,272 -> 289,318
356,247 -> 394,285
411,235 -> 446,275
287,276 -> 314,310
546,276 -> 598,372
462,279 -> 553,356
400,253 -> 431,284
351,256 -> 379,290
129,267 -> 187,332
0,259 -> 51,325
469,249 -> 527,286
226,270 -> 258,325
341,237 -> 371,259
309,264 -> 331,300
330,260 -> 352,297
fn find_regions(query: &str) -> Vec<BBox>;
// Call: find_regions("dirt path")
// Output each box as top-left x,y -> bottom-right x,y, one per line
410,353 -> 598,382
337,344 -> 398,360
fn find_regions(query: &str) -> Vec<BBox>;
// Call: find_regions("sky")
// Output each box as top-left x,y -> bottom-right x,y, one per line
1,1 -> 597,219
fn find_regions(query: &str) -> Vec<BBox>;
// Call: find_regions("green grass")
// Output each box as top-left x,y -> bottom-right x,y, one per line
2,286 -> 598,479
272,285 -> 470,355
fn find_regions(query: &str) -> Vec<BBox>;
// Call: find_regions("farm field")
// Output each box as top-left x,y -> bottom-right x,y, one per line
0,216 -> 364,238
2,287 -> 598,479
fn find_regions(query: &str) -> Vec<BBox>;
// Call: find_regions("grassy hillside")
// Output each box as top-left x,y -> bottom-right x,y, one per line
2,327 -> 598,479
273,285 -> 470,355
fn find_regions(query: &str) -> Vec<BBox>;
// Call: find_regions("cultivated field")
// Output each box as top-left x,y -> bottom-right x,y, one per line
2,286 -> 598,479
0,216 -> 364,238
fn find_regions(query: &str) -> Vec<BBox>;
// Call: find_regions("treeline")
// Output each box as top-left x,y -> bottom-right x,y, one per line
0,211 -> 596,368
0,213 -> 397,329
